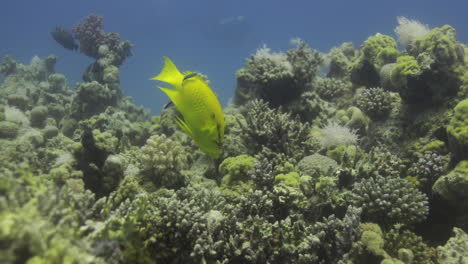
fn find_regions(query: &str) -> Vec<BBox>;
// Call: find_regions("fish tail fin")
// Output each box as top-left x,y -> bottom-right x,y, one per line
150,57 -> 184,88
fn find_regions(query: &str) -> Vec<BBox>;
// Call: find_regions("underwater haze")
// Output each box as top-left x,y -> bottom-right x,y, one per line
1,0 -> 467,113
1,0 -> 468,263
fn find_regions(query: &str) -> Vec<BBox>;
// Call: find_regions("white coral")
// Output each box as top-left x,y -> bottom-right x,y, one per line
394,16 -> 430,48
319,122 -> 359,148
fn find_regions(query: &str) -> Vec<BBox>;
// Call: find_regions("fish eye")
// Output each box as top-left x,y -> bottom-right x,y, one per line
211,113 -> 215,120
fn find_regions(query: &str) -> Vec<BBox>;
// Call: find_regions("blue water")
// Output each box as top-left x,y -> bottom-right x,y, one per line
1,0 -> 467,114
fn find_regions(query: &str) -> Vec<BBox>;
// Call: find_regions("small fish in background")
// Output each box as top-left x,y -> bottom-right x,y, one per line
50,26 -> 78,50
151,57 -> 225,159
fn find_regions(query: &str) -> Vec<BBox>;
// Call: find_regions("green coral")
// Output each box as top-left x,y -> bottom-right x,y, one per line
220,154 -> 256,186
384,226 -> 436,264
327,42 -> 356,79
313,76 -> 351,100
437,227 -> 468,264
447,98 -> 468,160
286,39 -> 324,87
390,55 -> 422,91
0,120 -> 19,139
240,99 -> 311,160
350,175 -> 429,226
351,33 -> 399,87
432,160 -> 468,213
297,154 -> 338,175
30,105 -> 48,128
139,134 -> 189,189
356,87 -> 394,119
274,171 -> 300,188
413,25 -> 460,69
0,166 -> 100,264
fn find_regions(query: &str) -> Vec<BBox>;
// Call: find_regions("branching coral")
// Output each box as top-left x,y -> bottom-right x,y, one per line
350,175 -> 429,226
313,76 -> 351,101
240,99 -> 311,161
287,38 -> 325,87
139,134 -> 189,189
0,165 -> 99,263
356,87 -> 394,119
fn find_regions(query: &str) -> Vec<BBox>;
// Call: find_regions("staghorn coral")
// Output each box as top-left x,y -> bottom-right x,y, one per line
350,175 -> 429,226
139,134 -> 189,189
248,157 -> 275,191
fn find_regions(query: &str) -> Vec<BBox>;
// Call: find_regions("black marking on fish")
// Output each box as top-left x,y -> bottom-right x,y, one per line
183,72 -> 198,81
211,113 -> 216,120
163,101 -> 174,109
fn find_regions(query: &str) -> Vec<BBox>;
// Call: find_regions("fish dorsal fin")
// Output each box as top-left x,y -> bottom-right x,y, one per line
150,57 -> 184,88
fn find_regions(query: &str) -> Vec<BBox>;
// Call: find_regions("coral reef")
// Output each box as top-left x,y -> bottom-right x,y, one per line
356,87 -> 394,120
437,227 -> 468,263
72,14 -> 132,66
234,39 -> 323,107
350,175 -> 429,226
0,16 -> 466,264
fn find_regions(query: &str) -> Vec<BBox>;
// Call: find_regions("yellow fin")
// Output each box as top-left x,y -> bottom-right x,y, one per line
176,116 -> 193,137
150,57 -> 184,88
158,86 -> 180,107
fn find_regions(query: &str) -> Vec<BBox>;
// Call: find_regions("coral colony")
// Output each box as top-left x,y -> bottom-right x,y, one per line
0,15 -> 467,263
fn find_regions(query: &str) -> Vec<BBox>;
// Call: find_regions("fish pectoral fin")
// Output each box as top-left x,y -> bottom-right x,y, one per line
176,116 -> 193,137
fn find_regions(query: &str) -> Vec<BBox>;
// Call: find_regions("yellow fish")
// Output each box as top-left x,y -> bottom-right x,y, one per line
151,57 -> 225,158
